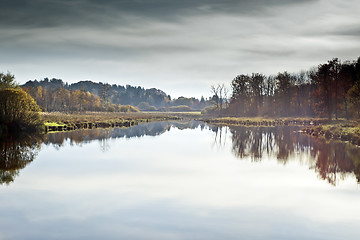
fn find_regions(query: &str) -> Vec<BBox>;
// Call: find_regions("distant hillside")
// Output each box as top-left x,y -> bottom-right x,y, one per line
22,78 -> 171,108
22,78 -> 210,112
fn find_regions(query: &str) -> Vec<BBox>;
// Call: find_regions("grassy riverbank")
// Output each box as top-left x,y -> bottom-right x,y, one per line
41,111 -> 201,132
301,122 -> 360,145
202,117 -> 329,126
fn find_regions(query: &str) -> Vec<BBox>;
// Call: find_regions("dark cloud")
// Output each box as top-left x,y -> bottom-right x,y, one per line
244,49 -> 296,57
1,0 -> 316,28
330,26 -> 360,37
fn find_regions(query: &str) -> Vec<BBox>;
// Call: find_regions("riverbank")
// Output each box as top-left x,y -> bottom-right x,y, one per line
301,123 -> 360,146
202,117 -> 328,126
41,111 -> 201,132
202,116 -> 360,146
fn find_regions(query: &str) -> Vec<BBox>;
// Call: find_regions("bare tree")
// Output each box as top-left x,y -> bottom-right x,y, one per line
223,84 -> 230,109
210,85 -> 220,110
218,84 -> 224,110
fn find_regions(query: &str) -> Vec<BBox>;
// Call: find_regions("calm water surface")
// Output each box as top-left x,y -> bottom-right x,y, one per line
1,121 -> 360,240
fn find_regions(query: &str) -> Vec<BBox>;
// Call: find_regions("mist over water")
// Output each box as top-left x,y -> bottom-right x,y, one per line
1,121 -> 360,240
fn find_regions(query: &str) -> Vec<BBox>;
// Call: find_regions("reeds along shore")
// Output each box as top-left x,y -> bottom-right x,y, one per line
203,118 -> 325,126
41,112 -> 192,132
45,120 -> 139,132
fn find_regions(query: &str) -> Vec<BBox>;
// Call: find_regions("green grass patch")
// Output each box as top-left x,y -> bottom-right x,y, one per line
44,122 -> 66,127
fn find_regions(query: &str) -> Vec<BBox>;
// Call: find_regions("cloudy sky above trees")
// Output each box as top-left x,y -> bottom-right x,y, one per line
1,0 -> 359,98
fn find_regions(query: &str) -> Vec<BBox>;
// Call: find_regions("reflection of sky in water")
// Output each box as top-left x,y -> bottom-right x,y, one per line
1,125 -> 360,239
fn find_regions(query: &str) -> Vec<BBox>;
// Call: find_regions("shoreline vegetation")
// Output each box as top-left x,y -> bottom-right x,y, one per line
0,73 -> 43,138
42,111 -> 201,133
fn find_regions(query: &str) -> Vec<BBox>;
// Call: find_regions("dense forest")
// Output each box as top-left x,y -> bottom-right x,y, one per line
22,79 -> 210,112
221,57 -> 360,119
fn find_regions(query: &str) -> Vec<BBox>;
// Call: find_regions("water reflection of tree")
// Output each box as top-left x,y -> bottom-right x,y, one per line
312,140 -> 357,185
212,126 -> 228,149
226,125 -> 360,185
0,134 -> 42,185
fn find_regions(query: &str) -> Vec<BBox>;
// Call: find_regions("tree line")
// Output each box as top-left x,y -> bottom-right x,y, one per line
227,57 -> 360,119
22,79 -> 211,112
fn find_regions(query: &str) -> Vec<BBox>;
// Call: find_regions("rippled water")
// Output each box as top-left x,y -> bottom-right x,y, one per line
1,121 -> 360,240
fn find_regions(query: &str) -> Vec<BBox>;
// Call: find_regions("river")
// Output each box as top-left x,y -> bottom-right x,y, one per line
1,121 -> 359,239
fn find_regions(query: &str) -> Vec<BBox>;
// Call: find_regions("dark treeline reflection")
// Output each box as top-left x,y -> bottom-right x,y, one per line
225,125 -> 360,185
44,121 -> 207,150
0,134 -> 42,185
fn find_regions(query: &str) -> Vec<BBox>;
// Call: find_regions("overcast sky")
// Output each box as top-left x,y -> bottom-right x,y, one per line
1,0 -> 359,98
